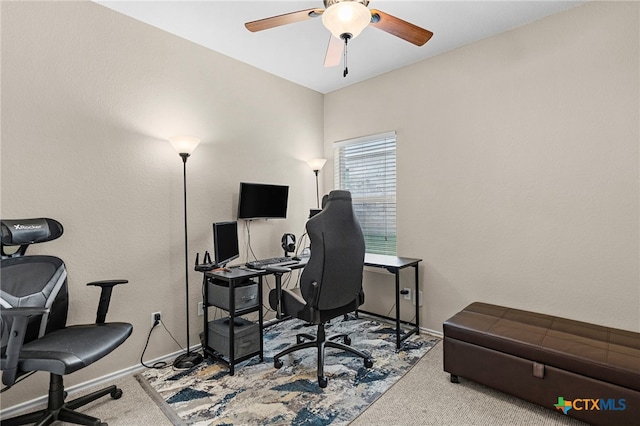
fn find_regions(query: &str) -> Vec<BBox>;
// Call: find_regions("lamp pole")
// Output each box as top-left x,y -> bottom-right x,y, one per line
314,169 -> 320,209
170,137 -> 203,369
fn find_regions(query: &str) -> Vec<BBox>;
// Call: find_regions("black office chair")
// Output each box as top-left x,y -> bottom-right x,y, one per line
0,218 -> 133,426
269,190 -> 373,388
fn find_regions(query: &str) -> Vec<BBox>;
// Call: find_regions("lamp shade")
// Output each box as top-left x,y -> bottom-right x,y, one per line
306,158 -> 327,171
322,1 -> 371,39
169,136 -> 201,155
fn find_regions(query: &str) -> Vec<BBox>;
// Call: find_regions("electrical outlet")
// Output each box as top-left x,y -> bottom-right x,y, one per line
402,288 -> 411,300
151,311 -> 161,328
197,302 -> 204,316
412,291 -> 423,307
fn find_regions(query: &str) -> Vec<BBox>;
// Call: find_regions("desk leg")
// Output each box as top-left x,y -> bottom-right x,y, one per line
395,269 -> 401,350
414,265 -> 420,335
274,272 -> 283,319
203,276 -> 209,357
258,276 -> 264,362
229,278 -> 235,376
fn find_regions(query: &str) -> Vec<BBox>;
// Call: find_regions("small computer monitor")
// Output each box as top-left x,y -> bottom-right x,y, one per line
213,221 -> 239,267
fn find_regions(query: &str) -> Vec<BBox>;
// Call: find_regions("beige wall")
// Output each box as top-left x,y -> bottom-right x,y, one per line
325,1 -> 639,334
2,0 -> 638,413
1,1 -> 323,409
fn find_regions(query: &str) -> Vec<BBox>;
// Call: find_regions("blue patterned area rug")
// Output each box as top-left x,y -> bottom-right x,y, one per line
140,315 -> 439,425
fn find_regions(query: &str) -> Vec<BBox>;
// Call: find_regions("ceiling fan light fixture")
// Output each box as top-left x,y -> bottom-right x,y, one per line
322,1 -> 371,40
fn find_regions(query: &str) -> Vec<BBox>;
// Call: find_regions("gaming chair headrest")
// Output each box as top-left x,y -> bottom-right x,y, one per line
0,218 -> 64,246
324,190 -> 352,205
319,190 -> 351,210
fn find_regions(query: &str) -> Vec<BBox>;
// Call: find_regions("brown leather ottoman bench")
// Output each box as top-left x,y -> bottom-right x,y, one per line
443,302 -> 640,425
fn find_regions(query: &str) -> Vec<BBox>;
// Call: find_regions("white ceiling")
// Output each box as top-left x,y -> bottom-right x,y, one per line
95,1 -> 586,94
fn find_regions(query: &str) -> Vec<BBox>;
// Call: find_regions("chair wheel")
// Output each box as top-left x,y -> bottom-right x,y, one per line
343,336 -> 351,345
111,388 -> 123,399
318,376 -> 328,388
364,358 -> 373,368
274,359 -> 283,369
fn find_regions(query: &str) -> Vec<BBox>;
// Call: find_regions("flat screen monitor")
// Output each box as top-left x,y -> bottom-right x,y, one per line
237,182 -> 289,220
213,221 -> 239,267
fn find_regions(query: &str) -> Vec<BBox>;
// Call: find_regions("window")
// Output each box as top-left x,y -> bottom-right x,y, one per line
334,131 -> 397,255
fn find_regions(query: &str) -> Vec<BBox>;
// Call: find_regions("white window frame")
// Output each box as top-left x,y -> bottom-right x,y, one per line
334,131 -> 397,256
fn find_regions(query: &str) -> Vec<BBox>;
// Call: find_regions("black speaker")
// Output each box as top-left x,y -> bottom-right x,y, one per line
281,233 -> 295,254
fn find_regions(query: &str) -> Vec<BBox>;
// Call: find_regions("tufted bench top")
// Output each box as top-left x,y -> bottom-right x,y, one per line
443,302 -> 640,392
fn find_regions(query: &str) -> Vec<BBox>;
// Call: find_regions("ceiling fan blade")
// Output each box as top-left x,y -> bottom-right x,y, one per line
369,9 -> 433,46
324,35 -> 343,67
245,8 -> 323,32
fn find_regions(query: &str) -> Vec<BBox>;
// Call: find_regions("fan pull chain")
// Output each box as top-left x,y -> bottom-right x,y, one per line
343,36 -> 349,78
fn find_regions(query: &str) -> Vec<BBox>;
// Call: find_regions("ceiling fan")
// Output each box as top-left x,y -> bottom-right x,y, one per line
245,0 -> 433,77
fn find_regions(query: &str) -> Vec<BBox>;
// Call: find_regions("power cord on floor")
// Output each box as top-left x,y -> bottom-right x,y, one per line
140,318 -> 185,369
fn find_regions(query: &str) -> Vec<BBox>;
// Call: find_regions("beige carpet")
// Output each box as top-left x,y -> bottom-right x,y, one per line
350,341 -> 584,426
41,375 -> 176,426
20,340 -> 585,425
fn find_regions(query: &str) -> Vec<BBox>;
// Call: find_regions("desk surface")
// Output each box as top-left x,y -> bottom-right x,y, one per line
205,259 -> 309,280
204,266 -> 266,280
204,254 -> 420,280
364,253 -> 422,269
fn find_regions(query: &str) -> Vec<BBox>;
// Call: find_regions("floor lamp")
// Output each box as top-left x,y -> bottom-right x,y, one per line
306,158 -> 327,209
169,136 -> 204,369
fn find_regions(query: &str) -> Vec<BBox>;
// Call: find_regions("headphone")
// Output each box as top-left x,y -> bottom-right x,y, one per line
281,233 -> 296,253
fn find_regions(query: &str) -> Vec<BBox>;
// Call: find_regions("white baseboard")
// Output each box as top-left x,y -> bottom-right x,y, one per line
0,345 -> 199,418
422,326 -> 443,339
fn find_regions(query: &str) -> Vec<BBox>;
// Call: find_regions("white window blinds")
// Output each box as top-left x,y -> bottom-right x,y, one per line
334,131 -> 397,255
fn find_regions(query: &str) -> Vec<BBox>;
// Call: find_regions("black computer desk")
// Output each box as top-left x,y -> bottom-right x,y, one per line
202,255 -> 421,373
360,254 -> 423,350
263,254 -> 422,350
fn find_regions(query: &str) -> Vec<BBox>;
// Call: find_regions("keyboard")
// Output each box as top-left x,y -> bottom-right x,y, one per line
246,257 -> 298,270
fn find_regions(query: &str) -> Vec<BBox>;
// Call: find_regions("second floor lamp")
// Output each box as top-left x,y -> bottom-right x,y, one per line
306,158 -> 327,209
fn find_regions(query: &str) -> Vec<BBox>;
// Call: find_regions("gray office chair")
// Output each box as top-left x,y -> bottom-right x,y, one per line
269,190 -> 373,388
0,218 -> 133,426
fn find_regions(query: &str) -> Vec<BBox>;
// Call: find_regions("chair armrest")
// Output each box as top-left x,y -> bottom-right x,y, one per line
0,306 -> 48,386
265,266 -> 292,320
87,279 -> 128,324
